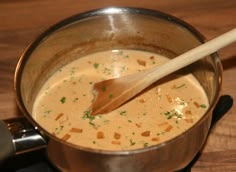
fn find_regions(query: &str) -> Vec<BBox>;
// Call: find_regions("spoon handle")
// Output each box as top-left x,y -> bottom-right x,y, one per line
145,28 -> 236,84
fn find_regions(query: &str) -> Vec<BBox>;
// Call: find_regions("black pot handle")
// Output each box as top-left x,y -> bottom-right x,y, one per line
0,117 -> 47,163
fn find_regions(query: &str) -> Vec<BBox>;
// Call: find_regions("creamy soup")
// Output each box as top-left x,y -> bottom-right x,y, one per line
32,49 -> 208,150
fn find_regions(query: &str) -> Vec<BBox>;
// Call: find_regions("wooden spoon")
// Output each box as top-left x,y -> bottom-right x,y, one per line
90,28 -> 236,116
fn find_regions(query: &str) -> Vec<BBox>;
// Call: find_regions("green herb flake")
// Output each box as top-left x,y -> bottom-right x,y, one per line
143,143 -> 149,147
55,125 -> 64,135
93,63 -> 99,69
164,110 -> 182,120
200,104 -> 207,108
82,110 -> 95,121
164,111 -> 170,116
73,97 -> 79,102
109,94 -> 113,98
93,141 -> 96,144
130,139 -> 136,146
89,121 -> 95,126
119,110 -> 127,116
128,120 -> 132,123
60,97 -> 66,104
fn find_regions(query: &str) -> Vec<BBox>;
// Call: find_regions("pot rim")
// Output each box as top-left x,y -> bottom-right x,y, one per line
14,6 -> 223,155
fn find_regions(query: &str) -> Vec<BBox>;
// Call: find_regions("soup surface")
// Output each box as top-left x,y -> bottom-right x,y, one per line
33,49 -> 208,150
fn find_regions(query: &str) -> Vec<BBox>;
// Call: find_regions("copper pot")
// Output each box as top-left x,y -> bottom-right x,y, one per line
0,7 -> 222,171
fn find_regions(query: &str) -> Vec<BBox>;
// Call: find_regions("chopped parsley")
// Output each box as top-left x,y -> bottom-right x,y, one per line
89,121 -> 96,126
164,110 -> 182,121
130,139 -> 136,146
93,63 -> 99,69
143,142 -> 149,147
73,97 -> 79,102
60,97 -> 66,104
200,104 -> 207,108
55,125 -> 64,135
82,110 -> 95,121
119,110 -> 127,116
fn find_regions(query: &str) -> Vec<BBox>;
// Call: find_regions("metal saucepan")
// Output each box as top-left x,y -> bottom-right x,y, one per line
0,7 -> 223,171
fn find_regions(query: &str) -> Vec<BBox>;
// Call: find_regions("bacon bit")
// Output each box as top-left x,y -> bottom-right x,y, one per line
55,113 -> 64,121
137,59 -> 146,66
158,122 -> 168,126
62,134 -> 71,141
194,101 -> 200,108
149,56 -> 154,60
185,110 -> 192,115
51,132 -> 56,136
135,123 -> 142,128
141,131 -> 150,137
97,131 -> 105,139
185,118 -> 194,123
114,132 -> 121,140
87,61 -> 92,64
139,98 -> 146,103
70,127 -> 83,133
151,137 -> 160,141
111,140 -> 121,145
166,94 -> 172,103
165,125 -> 173,132
72,81 -> 77,85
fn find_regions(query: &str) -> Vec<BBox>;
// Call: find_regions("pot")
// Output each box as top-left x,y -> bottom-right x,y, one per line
0,7 -> 222,172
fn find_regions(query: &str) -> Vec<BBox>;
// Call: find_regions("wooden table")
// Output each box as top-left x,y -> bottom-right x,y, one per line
0,0 -> 236,171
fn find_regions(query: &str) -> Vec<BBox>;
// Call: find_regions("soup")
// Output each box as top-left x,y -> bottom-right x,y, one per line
32,49 -> 208,150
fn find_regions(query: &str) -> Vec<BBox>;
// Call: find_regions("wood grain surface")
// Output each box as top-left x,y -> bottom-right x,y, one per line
0,0 -> 236,171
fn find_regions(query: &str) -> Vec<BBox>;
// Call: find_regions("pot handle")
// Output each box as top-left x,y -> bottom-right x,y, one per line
0,117 -> 47,162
